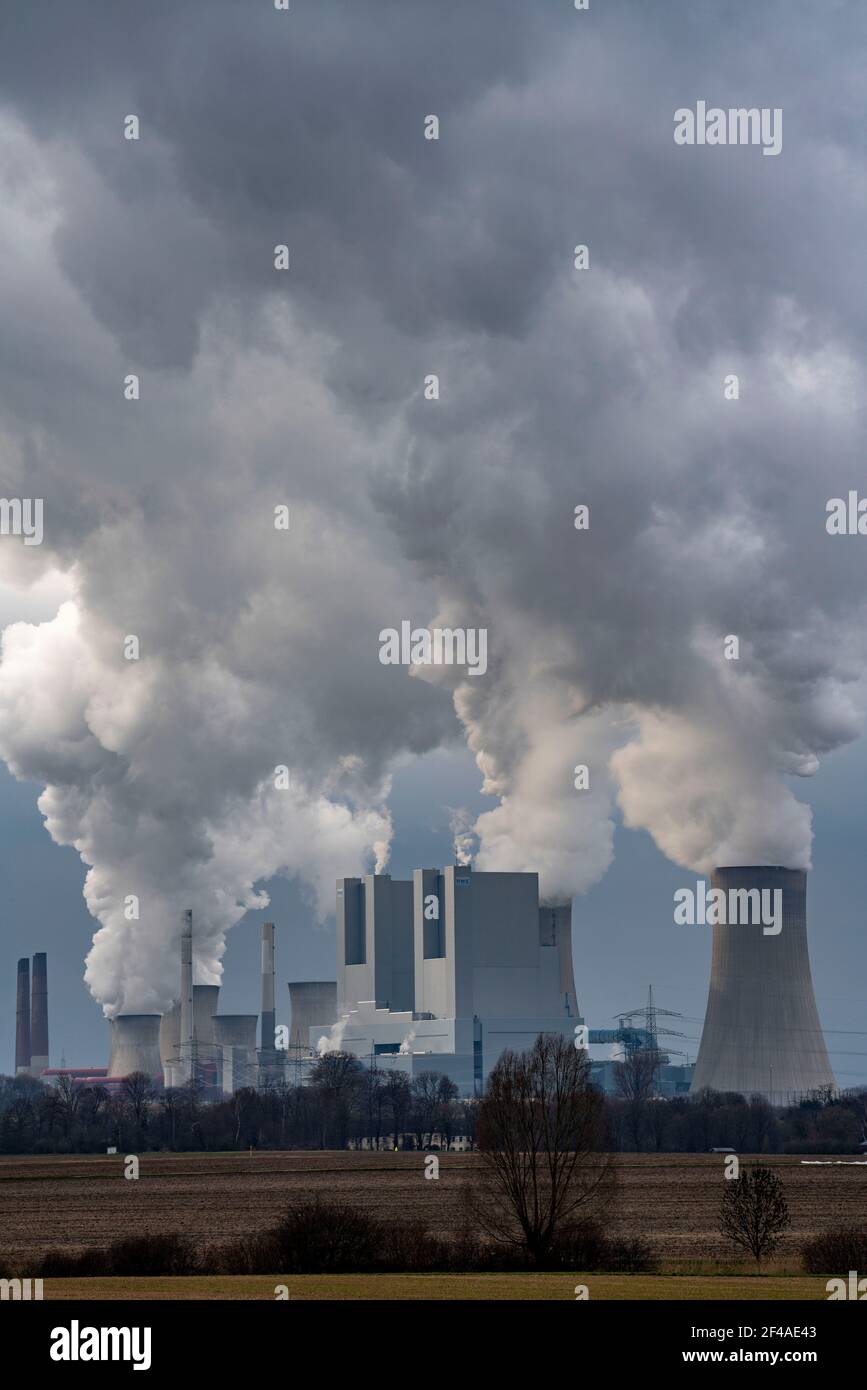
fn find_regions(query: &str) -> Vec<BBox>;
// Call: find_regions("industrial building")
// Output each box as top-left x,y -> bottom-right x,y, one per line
302,864 -> 581,1096
160,914 -> 273,1092
14,952 -> 49,1077
690,867 -> 835,1104
8,863 -> 834,1110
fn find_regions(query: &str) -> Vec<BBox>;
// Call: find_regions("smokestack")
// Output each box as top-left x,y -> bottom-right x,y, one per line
15,958 -> 31,1075
30,952 -> 48,1073
261,921 -> 276,1053
107,1014 -> 163,1080
691,867 -> 835,1104
179,909 -> 194,1082
159,1001 -> 180,1073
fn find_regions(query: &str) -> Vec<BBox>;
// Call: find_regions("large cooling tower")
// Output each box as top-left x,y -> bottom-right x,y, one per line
30,952 -> 49,1073
107,1014 -> 163,1080
288,981 -> 337,1051
15,958 -> 31,1074
691,867 -> 834,1103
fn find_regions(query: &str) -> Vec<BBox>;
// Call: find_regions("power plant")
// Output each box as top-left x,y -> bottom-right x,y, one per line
6,863 -> 839,1105
306,864 -> 582,1096
690,867 -> 835,1104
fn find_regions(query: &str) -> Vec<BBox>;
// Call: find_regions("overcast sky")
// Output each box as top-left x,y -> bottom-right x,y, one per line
1,1 -> 866,1082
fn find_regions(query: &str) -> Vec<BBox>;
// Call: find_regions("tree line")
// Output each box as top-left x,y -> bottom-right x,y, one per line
0,1047 -> 864,1155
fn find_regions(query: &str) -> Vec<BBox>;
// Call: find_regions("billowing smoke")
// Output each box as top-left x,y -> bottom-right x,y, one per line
1,1 -> 867,1008
316,1016 -> 348,1057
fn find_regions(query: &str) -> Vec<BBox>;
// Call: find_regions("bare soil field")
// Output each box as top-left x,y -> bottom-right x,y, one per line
0,1151 -> 863,1267
39,1272 -> 831,1301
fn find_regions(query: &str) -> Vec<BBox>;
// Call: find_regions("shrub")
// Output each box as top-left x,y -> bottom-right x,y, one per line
37,1233 -> 198,1278
271,1198 -> 382,1273
549,1221 -> 658,1273
802,1228 -> 867,1275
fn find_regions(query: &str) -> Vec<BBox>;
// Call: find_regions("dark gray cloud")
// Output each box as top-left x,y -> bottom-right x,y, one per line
0,1 -> 866,1004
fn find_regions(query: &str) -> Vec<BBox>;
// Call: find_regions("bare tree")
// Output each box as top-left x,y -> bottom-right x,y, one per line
382,1071 -> 411,1149
410,1072 -> 457,1149
719,1164 -> 790,1265
122,1072 -> 155,1131
472,1034 -> 612,1265
229,1087 -> 258,1148
160,1087 -> 181,1148
310,1051 -> 364,1148
54,1073 -> 81,1137
613,1047 -> 661,1151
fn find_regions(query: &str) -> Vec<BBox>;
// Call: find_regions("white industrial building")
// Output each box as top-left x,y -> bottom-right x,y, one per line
307,864 -> 582,1096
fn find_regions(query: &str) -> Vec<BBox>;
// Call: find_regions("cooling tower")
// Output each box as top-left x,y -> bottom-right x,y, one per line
193,984 -> 220,1045
288,981 -> 337,1052
15,958 -> 31,1074
691,867 -> 835,1104
213,1015 -> 258,1049
107,1014 -> 163,1080
30,952 -> 49,1073
215,1015 -> 258,1093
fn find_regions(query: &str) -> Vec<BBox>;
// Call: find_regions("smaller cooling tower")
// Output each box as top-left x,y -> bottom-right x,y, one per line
15,958 -> 31,1074
214,1015 -> 258,1094
30,952 -> 49,1073
213,1015 -> 258,1049
288,981 -> 337,1052
108,1014 -> 163,1080
193,985 -> 220,1045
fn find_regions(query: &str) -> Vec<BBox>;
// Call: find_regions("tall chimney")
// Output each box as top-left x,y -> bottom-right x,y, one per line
15,958 -> 31,1075
261,921 -> 276,1053
690,867 -> 835,1104
179,909 -> 194,1082
30,952 -> 49,1073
